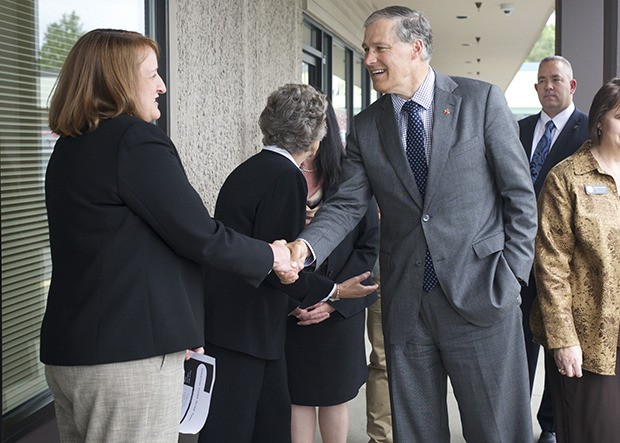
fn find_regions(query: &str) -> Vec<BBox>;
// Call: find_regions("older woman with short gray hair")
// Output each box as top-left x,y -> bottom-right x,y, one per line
199,83 -> 377,442
259,83 -> 327,156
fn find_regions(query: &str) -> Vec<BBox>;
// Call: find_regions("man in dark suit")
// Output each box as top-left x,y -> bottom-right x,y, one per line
290,6 -> 537,442
519,55 -> 589,443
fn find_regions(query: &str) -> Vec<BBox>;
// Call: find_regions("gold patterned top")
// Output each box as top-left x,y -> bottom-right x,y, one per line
530,142 -> 620,375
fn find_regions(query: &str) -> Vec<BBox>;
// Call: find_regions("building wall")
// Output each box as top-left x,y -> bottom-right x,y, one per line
557,0 -> 605,112
169,0 -> 302,210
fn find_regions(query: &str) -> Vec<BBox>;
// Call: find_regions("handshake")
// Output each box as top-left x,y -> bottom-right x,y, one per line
269,239 -> 378,299
269,239 -> 311,284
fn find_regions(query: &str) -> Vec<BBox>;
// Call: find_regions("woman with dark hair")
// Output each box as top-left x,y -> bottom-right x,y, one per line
199,84 -> 377,443
530,77 -> 620,442
43,29 -> 297,442
285,102 -> 380,443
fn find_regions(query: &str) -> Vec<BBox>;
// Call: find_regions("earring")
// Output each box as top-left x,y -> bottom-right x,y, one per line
597,125 -> 602,136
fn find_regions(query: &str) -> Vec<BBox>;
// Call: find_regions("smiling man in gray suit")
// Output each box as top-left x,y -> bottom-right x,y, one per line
289,6 -> 537,442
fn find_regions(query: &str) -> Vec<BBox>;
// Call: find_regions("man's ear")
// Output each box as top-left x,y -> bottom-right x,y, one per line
569,79 -> 577,94
411,39 -> 424,60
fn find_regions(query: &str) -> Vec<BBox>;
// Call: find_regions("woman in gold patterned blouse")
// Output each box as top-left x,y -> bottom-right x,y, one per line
530,77 -> 620,442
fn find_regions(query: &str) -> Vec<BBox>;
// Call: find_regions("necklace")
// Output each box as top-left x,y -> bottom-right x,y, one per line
300,165 -> 317,173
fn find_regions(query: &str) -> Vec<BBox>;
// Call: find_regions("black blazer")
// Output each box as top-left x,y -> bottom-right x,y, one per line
519,108 -> 589,196
42,115 -> 273,366
518,108 -> 589,297
203,150 -> 335,360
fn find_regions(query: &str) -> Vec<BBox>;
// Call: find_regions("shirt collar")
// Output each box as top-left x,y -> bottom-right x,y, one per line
262,145 -> 298,166
541,102 -> 575,131
391,67 -> 436,114
573,140 -> 602,176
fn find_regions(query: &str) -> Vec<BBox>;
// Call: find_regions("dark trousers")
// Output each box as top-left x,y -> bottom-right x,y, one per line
521,282 -> 554,432
547,349 -> 620,442
198,342 -> 291,443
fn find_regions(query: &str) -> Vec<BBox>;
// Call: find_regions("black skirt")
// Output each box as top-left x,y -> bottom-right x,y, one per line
285,308 -> 368,406
547,348 -> 620,442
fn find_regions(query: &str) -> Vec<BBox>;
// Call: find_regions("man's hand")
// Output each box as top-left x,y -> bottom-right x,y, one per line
270,240 -> 299,284
287,239 -> 311,266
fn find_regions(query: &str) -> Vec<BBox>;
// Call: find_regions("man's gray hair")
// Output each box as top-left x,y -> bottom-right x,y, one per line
364,6 -> 433,61
539,55 -> 574,79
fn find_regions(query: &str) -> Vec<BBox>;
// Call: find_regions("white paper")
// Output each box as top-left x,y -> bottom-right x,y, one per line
179,352 -> 216,434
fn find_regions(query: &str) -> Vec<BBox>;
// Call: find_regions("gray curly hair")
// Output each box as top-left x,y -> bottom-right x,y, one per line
364,6 -> 433,61
259,84 -> 328,155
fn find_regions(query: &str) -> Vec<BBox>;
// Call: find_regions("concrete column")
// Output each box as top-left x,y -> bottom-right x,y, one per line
556,0 -> 604,111
557,0 -> 619,112
604,0 -> 619,81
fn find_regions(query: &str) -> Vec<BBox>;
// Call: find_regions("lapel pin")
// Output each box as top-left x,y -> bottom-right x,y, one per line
443,108 -> 450,115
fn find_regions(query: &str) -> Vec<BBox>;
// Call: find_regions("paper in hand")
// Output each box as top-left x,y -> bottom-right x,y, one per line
180,352 -> 216,434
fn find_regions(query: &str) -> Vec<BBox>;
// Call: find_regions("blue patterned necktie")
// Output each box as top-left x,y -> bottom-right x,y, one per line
402,101 -> 437,292
530,120 -> 555,182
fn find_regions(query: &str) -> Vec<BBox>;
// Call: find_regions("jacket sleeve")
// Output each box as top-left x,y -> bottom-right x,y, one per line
534,170 -> 580,349
248,167 -> 334,308
116,120 -> 273,287
328,198 -> 380,318
484,84 -> 538,282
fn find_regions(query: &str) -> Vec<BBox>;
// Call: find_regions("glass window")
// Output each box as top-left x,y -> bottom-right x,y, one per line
353,55 -> 363,116
1,0 -> 148,416
331,42 -> 347,143
370,89 -> 380,104
302,21 -> 319,49
302,17 -> 375,133
302,51 -> 321,89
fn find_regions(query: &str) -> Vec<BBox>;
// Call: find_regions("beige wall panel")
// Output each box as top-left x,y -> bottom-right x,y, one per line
170,0 -> 302,210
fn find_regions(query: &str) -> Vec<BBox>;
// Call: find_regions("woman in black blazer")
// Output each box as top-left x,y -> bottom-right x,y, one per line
285,101 -> 379,443
199,84 -> 377,443
42,29 -> 295,442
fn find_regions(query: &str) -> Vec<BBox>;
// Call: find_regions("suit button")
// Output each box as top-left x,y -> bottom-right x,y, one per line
422,214 -> 430,222
415,260 -> 422,267
327,270 -> 334,277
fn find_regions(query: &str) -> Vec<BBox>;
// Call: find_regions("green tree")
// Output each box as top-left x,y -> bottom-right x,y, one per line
526,24 -> 555,62
39,11 -> 84,71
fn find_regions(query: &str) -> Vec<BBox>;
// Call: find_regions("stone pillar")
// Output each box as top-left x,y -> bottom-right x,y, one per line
557,0 -> 619,112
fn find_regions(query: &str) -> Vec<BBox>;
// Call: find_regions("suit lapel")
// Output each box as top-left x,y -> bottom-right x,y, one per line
376,97 -> 424,207
520,114 -> 539,159
425,74 -> 460,207
535,110 -> 585,187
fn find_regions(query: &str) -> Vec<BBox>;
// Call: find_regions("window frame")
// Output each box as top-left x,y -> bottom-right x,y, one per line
302,15 -> 376,132
0,1 -> 168,440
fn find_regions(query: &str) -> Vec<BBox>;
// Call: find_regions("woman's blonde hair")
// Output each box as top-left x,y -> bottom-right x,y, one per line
48,29 -> 159,137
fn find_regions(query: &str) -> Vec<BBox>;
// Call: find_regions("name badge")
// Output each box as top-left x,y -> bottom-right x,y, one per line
584,184 -> 608,195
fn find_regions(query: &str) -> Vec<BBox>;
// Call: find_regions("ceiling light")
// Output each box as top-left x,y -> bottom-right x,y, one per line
500,3 -> 515,15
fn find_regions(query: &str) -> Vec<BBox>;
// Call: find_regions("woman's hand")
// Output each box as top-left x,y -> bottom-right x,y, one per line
290,302 -> 334,326
553,345 -> 583,377
337,272 -> 379,298
185,347 -> 205,361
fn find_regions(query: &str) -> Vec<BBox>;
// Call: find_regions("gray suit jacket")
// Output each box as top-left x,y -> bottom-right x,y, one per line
301,71 -> 537,343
